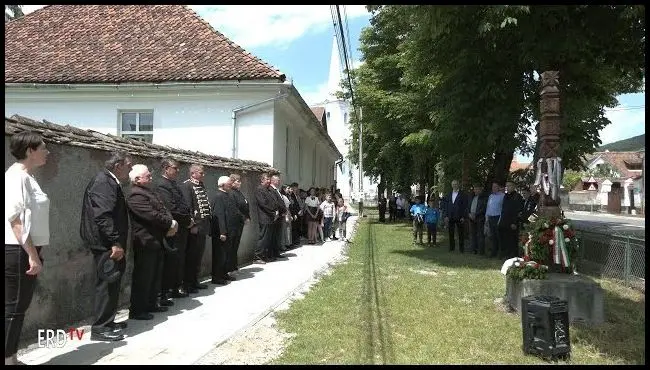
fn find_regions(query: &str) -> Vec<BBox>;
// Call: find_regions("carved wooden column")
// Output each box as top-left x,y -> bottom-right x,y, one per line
535,71 -> 562,219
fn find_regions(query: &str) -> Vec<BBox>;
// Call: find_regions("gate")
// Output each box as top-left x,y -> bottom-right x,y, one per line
607,187 -> 622,214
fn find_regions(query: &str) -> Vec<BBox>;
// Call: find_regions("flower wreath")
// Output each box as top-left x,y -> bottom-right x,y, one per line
507,215 -> 579,280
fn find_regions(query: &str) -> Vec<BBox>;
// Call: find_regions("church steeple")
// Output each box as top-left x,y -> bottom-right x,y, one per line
327,35 -> 343,101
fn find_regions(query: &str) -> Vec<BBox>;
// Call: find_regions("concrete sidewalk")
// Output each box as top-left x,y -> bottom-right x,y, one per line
18,217 -> 358,365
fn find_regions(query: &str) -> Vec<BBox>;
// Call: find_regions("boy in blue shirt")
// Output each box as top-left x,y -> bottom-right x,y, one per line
409,196 -> 427,244
424,199 -> 440,247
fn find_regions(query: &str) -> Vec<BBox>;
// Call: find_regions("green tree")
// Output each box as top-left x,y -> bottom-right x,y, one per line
5,5 -> 24,22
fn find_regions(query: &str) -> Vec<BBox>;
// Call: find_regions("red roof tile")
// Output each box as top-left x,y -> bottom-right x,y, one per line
5,5 -> 285,84
509,158 -> 531,172
587,151 -> 644,179
310,107 -> 326,125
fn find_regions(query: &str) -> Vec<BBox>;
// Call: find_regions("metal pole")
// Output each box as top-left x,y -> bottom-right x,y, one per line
358,106 -> 364,216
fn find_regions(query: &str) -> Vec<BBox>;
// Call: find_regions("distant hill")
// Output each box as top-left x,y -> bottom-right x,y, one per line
598,134 -> 645,152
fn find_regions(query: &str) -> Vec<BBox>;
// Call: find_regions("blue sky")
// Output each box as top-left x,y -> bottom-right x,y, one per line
19,5 -> 646,161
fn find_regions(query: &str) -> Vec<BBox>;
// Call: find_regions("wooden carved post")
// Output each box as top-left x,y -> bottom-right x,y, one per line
534,71 -> 563,219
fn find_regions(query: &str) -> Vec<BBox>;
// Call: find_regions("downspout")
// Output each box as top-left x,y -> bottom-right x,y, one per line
231,93 -> 289,158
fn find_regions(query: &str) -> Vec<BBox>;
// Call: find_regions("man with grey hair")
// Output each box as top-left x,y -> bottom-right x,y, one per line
181,164 -> 211,292
127,164 -> 178,320
80,151 -> 132,341
156,158 -> 193,301
209,176 -> 236,284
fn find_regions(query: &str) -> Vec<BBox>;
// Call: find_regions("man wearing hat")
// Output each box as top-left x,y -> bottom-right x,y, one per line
127,164 -> 178,320
80,152 -> 132,341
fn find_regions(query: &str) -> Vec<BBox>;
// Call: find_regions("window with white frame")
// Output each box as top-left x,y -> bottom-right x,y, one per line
119,110 -> 154,143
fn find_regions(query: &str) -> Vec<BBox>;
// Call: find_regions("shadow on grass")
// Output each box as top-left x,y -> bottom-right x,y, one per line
390,243 -> 504,271
571,284 -> 646,364
358,221 -> 396,364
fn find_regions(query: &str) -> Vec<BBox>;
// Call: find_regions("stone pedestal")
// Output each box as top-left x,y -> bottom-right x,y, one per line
505,273 -> 605,325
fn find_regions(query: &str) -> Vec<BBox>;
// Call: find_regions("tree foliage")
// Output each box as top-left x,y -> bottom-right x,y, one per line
342,5 -> 645,195
5,5 -> 23,22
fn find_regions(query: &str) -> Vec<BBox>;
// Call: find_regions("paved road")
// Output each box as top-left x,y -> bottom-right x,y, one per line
564,211 -> 645,238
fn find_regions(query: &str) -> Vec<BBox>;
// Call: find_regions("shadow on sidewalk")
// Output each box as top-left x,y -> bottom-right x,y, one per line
40,291 -> 206,364
232,266 -> 263,281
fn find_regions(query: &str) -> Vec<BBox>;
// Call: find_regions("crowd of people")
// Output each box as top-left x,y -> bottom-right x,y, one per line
4,131 -> 351,365
376,179 -> 539,260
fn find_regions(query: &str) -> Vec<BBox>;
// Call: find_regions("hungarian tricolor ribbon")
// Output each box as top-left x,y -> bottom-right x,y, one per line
553,226 -> 570,268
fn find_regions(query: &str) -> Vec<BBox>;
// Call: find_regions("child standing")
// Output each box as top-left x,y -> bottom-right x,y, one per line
409,196 -> 427,244
336,198 -> 349,241
424,198 -> 440,246
319,194 -> 335,242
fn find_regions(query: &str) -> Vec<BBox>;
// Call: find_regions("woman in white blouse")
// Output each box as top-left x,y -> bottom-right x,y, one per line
5,131 -> 50,365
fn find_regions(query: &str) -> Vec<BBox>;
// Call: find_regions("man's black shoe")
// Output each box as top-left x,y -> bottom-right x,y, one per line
106,321 -> 127,330
194,283 -> 208,290
91,331 -> 126,342
170,289 -> 189,298
148,305 -> 169,313
211,279 -> 230,285
223,274 -> 236,281
160,297 -> 174,307
253,258 -> 266,264
128,312 -> 154,320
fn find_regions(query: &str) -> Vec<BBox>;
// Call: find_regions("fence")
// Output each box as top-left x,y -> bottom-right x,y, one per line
574,227 -> 645,291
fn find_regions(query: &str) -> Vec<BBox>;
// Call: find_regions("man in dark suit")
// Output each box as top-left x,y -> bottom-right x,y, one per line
254,173 -> 279,263
80,151 -> 132,342
520,188 -> 537,228
378,195 -> 387,222
289,182 -> 303,248
156,158 -> 193,301
210,176 -> 240,284
181,164 -> 211,293
127,164 -> 178,320
468,183 -> 489,255
442,180 -> 469,253
499,181 -> 525,259
268,173 -> 288,258
227,173 -> 250,274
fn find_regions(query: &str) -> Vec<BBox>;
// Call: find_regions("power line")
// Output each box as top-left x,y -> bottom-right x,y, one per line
606,105 -> 645,111
342,5 -> 355,70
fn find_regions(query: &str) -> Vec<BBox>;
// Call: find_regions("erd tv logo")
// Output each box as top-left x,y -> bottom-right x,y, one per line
37,329 -> 85,348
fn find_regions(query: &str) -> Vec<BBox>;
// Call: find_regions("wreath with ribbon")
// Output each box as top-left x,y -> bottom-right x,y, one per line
507,215 -> 580,280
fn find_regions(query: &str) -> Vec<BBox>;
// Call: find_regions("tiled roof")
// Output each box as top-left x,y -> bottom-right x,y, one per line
509,158 -> 532,172
310,107 -> 326,126
586,151 -> 644,179
5,115 -> 276,173
5,5 -> 285,84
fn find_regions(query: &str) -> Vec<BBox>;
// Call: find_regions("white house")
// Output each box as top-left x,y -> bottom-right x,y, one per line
4,5 -> 340,188
310,36 -> 378,201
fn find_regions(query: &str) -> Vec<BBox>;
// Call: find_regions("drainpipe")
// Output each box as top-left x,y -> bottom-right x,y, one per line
231,93 -> 289,158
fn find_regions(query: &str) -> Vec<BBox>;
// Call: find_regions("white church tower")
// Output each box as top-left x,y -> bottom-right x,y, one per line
321,36 -> 377,202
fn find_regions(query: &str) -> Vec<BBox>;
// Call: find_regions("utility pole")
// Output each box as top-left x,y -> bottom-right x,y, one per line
358,106 -> 364,216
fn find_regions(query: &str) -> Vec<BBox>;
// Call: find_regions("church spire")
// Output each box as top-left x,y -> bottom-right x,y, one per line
327,35 -> 343,101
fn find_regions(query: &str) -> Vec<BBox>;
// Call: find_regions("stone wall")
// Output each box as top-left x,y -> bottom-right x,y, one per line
5,138 -> 264,343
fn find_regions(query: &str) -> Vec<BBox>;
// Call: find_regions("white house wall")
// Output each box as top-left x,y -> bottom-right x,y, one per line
274,100 -> 337,188
5,87 -> 276,165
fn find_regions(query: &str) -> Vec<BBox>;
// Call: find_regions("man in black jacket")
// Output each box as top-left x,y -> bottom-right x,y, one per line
127,164 -> 178,320
520,187 -> 538,228
228,173 -> 250,273
289,182 -> 303,248
468,183 -> 489,255
268,173 -> 288,258
181,164 -> 211,293
210,176 -> 240,284
499,181 -> 525,259
254,173 -> 278,263
156,158 -> 193,301
442,180 -> 469,253
80,151 -> 132,342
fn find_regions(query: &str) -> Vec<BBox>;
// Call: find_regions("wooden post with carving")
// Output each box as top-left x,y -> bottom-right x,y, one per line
534,71 -> 563,219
